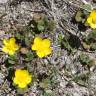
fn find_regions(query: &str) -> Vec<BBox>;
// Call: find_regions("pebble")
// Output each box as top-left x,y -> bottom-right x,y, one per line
0,72 -> 5,84
0,0 -> 8,3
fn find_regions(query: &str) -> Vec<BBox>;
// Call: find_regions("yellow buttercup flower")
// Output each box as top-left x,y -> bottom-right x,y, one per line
86,10 -> 96,29
2,37 -> 19,55
32,37 -> 52,58
13,69 -> 32,88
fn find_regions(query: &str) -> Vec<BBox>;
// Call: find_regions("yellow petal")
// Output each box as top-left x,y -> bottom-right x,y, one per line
14,44 -> 19,50
87,17 -> 92,24
26,75 -> 32,84
90,10 -> 96,16
32,37 -> 42,50
44,48 -> 52,56
36,51 -> 45,58
13,69 -> 32,88
34,37 -> 42,44
3,39 -> 9,45
42,39 -> 51,48
9,50 -> 15,55
90,23 -> 96,29
86,10 -> 96,29
15,69 -> 22,77
13,77 -> 18,84
18,82 -> 27,88
2,47 -> 8,53
32,44 -> 37,50
10,38 -> 16,44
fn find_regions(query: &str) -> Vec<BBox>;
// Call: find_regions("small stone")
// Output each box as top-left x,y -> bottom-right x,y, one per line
20,47 -> 29,54
33,13 -> 42,21
0,72 -> 5,84
45,90 -> 53,93
82,42 -> 90,50
0,0 -> 8,3
0,30 -> 5,36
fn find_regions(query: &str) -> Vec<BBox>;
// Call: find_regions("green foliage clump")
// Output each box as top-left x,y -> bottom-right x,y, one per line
79,53 -> 96,67
29,14 -> 56,34
79,54 -> 90,65
73,72 -> 90,87
75,4 -> 92,23
42,92 -> 55,96
59,33 -> 80,54
83,31 -> 96,51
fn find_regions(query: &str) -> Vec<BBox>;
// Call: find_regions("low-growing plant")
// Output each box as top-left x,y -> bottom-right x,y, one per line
74,4 -> 93,31
42,92 -> 55,96
72,72 -> 90,87
79,53 -> 96,67
60,33 -> 80,54
82,31 -> 96,51
79,53 -> 90,65
29,14 -> 56,34
24,51 -> 34,62
75,4 -> 92,23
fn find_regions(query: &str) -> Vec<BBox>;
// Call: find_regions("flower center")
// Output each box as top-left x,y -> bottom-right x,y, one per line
7,45 -> 15,51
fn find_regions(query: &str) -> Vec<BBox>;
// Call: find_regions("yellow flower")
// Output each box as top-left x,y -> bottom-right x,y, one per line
86,10 -> 96,29
32,37 -> 52,58
2,37 -> 19,55
13,69 -> 32,88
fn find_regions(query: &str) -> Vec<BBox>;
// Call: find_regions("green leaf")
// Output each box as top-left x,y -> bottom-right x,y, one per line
8,59 -> 15,64
37,25 -> 45,31
82,4 -> 92,12
24,37 -> 30,46
26,63 -> 33,72
25,52 -> 33,61
91,43 -> 96,50
39,79 -> 50,88
37,20 -> 45,31
88,59 -> 96,67
62,38 -> 72,51
79,54 -> 90,65
16,88 -> 28,95
75,11 -> 82,22
58,33 -> 63,43
8,55 -> 17,64
9,55 -> 17,60
91,31 -> 96,38
48,20 -> 56,31
16,32 -> 24,40
84,31 -> 96,45
43,92 -> 55,96
73,72 -> 90,87
16,33 -> 21,39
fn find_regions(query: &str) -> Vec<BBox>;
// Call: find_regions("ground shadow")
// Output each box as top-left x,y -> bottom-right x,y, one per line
71,17 -> 88,32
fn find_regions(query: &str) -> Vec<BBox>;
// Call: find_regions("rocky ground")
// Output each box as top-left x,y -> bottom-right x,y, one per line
0,0 -> 96,96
